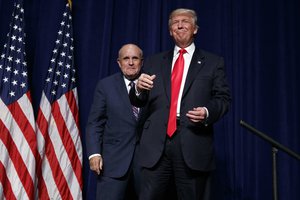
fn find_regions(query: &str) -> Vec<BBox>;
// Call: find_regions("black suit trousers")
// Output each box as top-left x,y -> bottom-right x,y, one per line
139,124 -> 211,200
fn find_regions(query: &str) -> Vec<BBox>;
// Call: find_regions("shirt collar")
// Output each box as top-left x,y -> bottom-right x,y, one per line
173,43 -> 195,56
123,76 -> 137,86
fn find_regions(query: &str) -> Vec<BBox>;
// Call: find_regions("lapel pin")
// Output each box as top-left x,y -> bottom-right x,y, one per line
197,61 -> 201,64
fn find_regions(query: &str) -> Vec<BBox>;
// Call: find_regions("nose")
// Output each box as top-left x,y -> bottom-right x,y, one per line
177,21 -> 183,28
128,58 -> 134,65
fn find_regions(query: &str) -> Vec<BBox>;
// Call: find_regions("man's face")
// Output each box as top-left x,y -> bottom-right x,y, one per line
169,13 -> 198,48
117,45 -> 143,80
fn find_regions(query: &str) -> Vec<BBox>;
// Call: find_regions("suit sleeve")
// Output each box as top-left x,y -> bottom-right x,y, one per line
205,57 -> 231,124
129,85 -> 149,107
85,81 -> 106,157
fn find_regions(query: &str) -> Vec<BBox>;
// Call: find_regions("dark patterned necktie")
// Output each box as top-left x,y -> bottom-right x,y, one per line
129,81 -> 139,120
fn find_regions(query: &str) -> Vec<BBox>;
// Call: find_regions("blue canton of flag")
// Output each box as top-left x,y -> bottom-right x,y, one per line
44,5 -> 76,103
0,2 -> 28,105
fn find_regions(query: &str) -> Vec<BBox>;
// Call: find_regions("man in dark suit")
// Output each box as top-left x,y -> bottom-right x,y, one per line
130,8 -> 231,200
86,44 -> 143,199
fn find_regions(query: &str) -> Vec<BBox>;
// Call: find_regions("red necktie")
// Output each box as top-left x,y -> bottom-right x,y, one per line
167,48 -> 186,137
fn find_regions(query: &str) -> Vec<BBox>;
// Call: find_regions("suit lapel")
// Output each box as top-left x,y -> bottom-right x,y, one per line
161,51 -> 173,101
182,48 -> 205,98
114,74 -> 136,121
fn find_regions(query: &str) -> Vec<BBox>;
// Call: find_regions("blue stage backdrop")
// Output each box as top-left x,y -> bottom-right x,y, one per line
1,0 -> 299,199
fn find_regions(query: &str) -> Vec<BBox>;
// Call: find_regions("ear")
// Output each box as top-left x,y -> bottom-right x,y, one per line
193,27 -> 198,35
169,29 -> 173,36
117,59 -> 122,68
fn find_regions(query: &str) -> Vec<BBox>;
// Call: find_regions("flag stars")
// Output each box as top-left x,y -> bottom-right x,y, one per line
60,52 -> 66,57
51,90 -> 56,95
56,70 -> 61,75
15,59 -> 21,64
63,73 -> 68,79
48,68 -> 53,73
63,43 -> 68,47
55,40 -> 60,44
9,91 -> 15,97
61,21 -> 65,26
8,56 -> 13,62
11,35 -> 16,40
13,25 -> 18,30
3,77 -> 8,82
12,80 -> 18,86
10,46 -> 16,51
46,77 -> 51,82
18,37 -> 22,42
58,30 -> 63,35
20,82 -> 26,88
53,80 -> 58,85
13,69 -> 19,75
22,71 -> 27,77
53,49 -> 58,53
58,61 -> 63,66
61,83 -> 66,88
6,66 -> 11,72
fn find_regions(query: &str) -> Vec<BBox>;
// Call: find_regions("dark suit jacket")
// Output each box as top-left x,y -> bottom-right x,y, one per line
86,73 -> 140,178
132,48 -> 231,171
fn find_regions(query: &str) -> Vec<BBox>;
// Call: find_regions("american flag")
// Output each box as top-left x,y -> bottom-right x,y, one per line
36,3 -> 83,199
0,1 -> 38,200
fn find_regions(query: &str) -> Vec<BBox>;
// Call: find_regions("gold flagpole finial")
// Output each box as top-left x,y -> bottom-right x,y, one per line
68,0 -> 72,10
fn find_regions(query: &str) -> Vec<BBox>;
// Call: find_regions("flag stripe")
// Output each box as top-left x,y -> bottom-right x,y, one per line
0,162 -> 17,200
57,90 -> 82,183
37,102 -> 73,199
52,99 -> 81,197
0,137 -> 29,200
36,107 -> 52,200
10,94 -> 38,161
0,120 -> 33,199
0,98 -> 35,199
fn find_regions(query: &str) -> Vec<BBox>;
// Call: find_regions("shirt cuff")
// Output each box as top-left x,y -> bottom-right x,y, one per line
203,107 -> 209,118
89,153 -> 101,160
